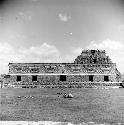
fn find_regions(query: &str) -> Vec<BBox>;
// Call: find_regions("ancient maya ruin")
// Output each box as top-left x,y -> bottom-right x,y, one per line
4,50 -> 121,88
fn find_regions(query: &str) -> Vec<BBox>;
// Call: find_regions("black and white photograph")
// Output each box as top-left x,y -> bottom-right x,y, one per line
0,0 -> 124,125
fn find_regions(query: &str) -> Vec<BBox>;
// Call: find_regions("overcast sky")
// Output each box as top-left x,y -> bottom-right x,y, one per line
0,0 -> 124,73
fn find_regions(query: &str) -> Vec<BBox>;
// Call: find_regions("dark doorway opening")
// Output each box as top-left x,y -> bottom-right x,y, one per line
93,59 -> 97,63
60,75 -> 66,81
104,76 -> 109,82
89,75 -> 93,82
17,76 -> 21,81
32,75 -> 37,81
91,50 -> 95,54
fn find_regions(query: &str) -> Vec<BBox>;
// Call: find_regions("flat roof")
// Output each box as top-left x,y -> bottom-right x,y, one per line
8,63 -> 116,65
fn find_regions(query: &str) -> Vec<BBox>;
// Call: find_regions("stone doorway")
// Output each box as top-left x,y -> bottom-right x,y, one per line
104,75 -> 109,82
89,75 -> 93,82
60,75 -> 66,81
16,75 -> 21,81
32,75 -> 37,81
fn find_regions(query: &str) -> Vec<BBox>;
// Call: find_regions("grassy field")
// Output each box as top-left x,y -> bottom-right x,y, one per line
0,88 -> 124,124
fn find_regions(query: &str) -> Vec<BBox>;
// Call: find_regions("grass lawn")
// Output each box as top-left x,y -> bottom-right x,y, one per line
0,88 -> 124,124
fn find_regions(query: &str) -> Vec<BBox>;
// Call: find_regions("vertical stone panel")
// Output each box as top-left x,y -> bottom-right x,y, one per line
94,75 -> 104,82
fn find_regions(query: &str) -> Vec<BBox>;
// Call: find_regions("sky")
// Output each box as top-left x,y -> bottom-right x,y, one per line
0,0 -> 124,74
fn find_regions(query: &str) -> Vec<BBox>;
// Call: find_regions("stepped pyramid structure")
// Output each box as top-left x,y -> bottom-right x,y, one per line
6,50 -> 121,88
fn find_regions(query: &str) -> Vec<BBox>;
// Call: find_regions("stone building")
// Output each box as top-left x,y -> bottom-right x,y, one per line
7,50 -> 121,88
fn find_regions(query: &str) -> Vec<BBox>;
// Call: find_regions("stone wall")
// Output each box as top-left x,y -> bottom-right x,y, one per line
6,50 -> 121,88
8,63 -> 116,75
74,50 -> 112,64
8,74 -> 120,88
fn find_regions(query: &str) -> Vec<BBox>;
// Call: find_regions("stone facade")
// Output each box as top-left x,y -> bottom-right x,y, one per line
7,50 -> 121,88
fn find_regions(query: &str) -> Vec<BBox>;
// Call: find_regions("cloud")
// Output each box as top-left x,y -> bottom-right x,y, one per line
31,0 -> 39,1
118,25 -> 124,32
73,39 -> 124,73
0,42 -> 61,74
86,39 -> 124,50
58,13 -> 71,22
18,12 -> 32,20
73,47 -> 83,55
19,43 -> 62,63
